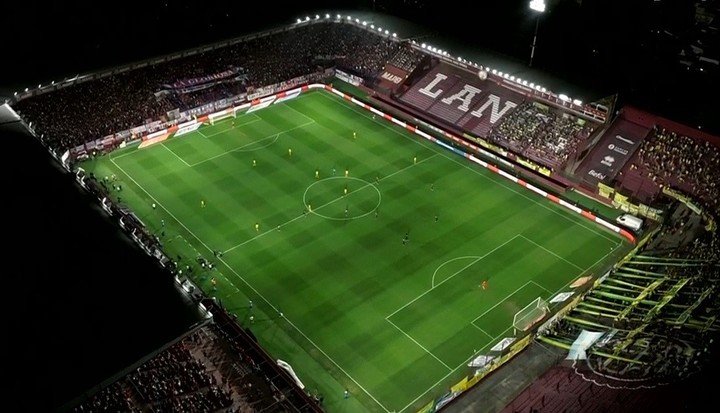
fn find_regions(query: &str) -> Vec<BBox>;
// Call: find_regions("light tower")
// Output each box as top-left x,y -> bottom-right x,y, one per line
529,0 -> 546,67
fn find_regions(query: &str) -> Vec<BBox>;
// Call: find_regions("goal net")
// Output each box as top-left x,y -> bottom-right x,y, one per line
513,297 -> 550,333
208,109 -> 236,125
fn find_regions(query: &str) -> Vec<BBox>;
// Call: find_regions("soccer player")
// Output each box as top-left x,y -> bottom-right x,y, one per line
232,119 -> 236,127
374,209 -> 379,218
430,183 -> 434,191
152,203 -> 156,209
288,148 -> 292,157
413,156 -> 417,164
344,389 -> 349,399
307,203 -> 312,212
344,185 -> 348,196
211,277 -> 217,290
434,214 -> 438,223
315,169 -> 319,179
249,300 -> 253,309
345,206 -> 349,217
201,200 -> 205,208
255,222 -> 260,232
332,167 -> 336,176
481,279 -> 489,290
253,159 -> 256,167
249,315 -> 254,324
345,168 -> 349,177
353,131 -> 356,139
402,231 -> 409,245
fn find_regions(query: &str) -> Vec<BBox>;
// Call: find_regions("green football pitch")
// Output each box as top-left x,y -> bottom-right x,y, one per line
83,90 -> 627,412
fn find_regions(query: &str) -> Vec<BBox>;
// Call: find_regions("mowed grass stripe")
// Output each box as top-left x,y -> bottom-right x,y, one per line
89,91 -> 624,413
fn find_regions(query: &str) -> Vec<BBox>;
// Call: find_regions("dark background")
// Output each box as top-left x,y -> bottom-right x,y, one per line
0,0 -> 718,411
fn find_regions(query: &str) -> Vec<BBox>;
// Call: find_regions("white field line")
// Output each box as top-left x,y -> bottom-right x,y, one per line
191,121 -> 314,167
431,256 -> 480,288
201,112 -> 262,138
110,156 -> 392,413
160,143 -> 191,167
395,238 -> 623,413
386,318 -> 452,371
386,235 -> 521,320
280,100 -> 317,124
316,92 -> 619,243
222,153 -> 439,254
519,235 -> 585,271
470,280 -> 535,327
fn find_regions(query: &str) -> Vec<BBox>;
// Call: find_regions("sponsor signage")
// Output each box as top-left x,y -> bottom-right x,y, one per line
577,118 -> 649,185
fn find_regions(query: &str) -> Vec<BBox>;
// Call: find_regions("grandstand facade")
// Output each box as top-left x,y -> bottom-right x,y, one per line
9,13 -> 719,413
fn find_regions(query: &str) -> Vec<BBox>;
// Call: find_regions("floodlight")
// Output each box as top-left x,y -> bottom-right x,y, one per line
529,0 -> 546,12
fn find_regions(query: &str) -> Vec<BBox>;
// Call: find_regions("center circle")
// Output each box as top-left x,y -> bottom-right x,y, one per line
302,177 -> 381,220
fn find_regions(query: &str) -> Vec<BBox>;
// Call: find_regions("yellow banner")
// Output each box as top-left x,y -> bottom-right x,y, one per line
450,377 -> 469,393
598,182 -> 614,198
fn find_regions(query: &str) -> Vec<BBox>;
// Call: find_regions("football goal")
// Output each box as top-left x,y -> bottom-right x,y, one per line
513,297 -> 550,334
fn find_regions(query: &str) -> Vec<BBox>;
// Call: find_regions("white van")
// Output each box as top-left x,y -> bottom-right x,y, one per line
616,214 -> 643,231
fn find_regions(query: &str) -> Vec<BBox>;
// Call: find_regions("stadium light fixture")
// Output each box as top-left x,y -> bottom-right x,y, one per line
573,99 -> 583,106
522,80 -> 528,86
25,87 -> 29,92
296,18 -> 301,23
385,29 -> 389,35
392,33 -> 397,37
510,76 -> 516,81
371,24 -> 375,29
529,0 -> 546,12
378,27 -> 383,32
337,14 -> 341,19
529,83 -> 534,88
347,15 -> 351,20
421,43 -> 426,48
558,94 -> 570,102
356,18 -> 360,23
13,92 -> 17,96
315,15 -> 320,19
305,16 -> 310,21
541,87 -> 547,92
325,13 -> 330,19
529,1 -> 546,67
492,69 -> 497,74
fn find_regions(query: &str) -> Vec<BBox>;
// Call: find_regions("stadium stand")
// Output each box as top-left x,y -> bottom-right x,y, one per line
12,22 -> 399,152
72,313 -> 321,412
489,101 -> 594,170
398,62 -> 598,171
538,203 -> 719,384
10,16 -> 720,413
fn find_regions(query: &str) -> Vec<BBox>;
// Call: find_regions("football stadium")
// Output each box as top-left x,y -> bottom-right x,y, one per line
4,4 -> 719,413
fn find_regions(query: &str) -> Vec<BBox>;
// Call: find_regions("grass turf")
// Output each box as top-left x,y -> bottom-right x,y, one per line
82,90 -> 627,412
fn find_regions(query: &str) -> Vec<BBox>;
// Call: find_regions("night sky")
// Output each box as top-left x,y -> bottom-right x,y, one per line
1,1 -> 718,411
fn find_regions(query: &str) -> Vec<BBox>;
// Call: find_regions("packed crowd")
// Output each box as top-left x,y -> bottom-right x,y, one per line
539,204 -> 719,385
128,346 -> 230,410
14,22 -> 401,151
72,316 -> 320,413
72,382 -> 137,413
72,328 -> 235,413
630,126 -> 720,216
489,101 -> 595,171
386,44 -> 424,72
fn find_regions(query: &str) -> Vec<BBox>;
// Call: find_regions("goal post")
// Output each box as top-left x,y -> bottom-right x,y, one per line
513,297 -> 550,334
208,109 -> 236,125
